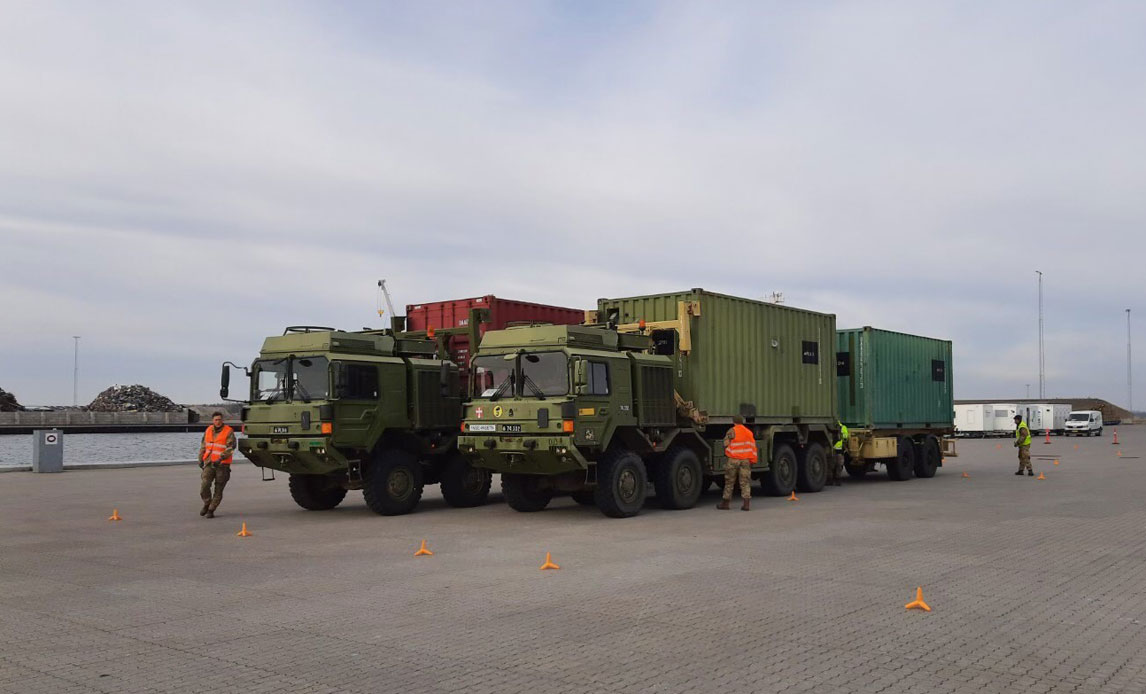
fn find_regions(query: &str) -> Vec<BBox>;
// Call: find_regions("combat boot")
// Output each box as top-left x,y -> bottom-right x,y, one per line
200,503 -> 210,516
205,510 -> 215,518
716,499 -> 730,510
741,499 -> 750,511
1014,470 -> 1023,475
1027,470 -> 1034,476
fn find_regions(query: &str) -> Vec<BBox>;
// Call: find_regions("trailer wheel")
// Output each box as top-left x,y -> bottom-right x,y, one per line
914,437 -> 941,478
845,465 -> 868,480
288,474 -> 347,510
796,443 -> 828,493
595,448 -> 648,518
363,448 -> 424,515
502,474 -> 553,512
439,453 -> 492,508
761,443 -> 798,496
653,446 -> 704,510
570,490 -> 596,506
885,437 -> 915,481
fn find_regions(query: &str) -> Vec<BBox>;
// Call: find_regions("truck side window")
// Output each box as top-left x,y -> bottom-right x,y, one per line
343,364 -> 379,400
589,362 -> 609,395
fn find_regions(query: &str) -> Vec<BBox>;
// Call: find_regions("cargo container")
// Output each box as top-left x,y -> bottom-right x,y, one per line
458,289 -> 838,518
954,404 -> 993,436
404,296 -> 584,393
1024,403 -> 1071,435
835,327 -> 956,481
992,404 -> 1018,435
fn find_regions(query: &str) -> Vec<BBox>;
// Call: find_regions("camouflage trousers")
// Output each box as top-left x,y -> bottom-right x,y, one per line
200,464 -> 231,511
828,452 -> 845,484
1017,446 -> 1032,473
722,460 -> 752,501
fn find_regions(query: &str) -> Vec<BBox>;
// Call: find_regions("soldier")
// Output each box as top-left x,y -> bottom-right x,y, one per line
829,420 -> 849,486
717,415 -> 757,511
198,411 -> 236,517
1013,414 -> 1033,476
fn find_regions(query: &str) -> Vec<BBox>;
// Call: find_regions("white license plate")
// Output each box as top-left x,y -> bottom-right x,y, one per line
273,426 -> 288,434
468,424 -> 496,432
501,424 -> 522,433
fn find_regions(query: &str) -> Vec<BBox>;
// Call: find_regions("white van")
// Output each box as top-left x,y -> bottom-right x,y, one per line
1064,410 -> 1103,436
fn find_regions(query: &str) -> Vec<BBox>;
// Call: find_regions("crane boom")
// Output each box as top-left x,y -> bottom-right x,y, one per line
377,279 -> 397,318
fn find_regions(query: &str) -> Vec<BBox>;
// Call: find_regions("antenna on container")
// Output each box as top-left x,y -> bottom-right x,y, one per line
766,292 -> 785,305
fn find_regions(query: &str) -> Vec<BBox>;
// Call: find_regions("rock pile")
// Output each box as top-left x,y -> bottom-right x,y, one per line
88,385 -> 182,412
0,387 -> 22,412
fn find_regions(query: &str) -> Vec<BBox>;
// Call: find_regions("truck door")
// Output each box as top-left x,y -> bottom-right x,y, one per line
332,361 -> 381,445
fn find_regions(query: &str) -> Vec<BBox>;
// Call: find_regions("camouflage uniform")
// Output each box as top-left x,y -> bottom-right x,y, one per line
722,459 -> 752,501
1015,421 -> 1032,474
198,426 -> 236,513
827,423 -> 848,486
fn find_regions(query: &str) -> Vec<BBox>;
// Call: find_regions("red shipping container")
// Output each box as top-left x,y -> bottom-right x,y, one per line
404,296 -> 585,390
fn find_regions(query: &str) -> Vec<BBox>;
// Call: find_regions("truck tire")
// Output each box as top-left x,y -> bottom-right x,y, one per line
761,443 -> 798,496
570,490 -> 596,506
653,446 -> 704,510
502,474 -> 553,512
288,474 -> 347,510
796,443 -> 827,493
845,464 -> 868,480
363,448 -> 424,515
439,453 -> 492,508
886,437 -> 915,481
914,436 -> 941,478
595,448 -> 648,518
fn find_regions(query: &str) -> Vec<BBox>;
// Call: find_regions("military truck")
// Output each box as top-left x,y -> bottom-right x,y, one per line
458,289 -> 838,518
223,326 -> 488,515
835,327 -> 957,480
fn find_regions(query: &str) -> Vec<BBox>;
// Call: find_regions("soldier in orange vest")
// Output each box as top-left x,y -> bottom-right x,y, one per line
717,415 -> 757,511
198,411 -> 236,518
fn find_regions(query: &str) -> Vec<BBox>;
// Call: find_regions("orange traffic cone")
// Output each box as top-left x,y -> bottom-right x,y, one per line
539,552 -> 560,570
996,443 -> 1002,449
414,540 -> 433,557
1112,430 -> 1119,445
1117,450 -> 1123,457
961,472 -> 970,479
1074,444 -> 1079,450
905,586 -> 932,612
1053,459 -> 1060,465
1036,472 -> 1046,480
236,522 -> 252,537
787,491 -> 799,501
107,509 -> 122,521
1044,430 -> 1052,444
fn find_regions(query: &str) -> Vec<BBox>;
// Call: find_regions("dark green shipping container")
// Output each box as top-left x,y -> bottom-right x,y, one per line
836,327 -> 954,430
598,289 -> 837,424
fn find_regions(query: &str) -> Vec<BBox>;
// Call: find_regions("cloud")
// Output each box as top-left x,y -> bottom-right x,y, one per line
1,1 -> 1143,406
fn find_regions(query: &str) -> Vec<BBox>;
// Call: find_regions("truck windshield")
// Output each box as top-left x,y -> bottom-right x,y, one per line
521,352 -> 568,396
1068,413 -> 1090,421
253,357 -> 330,403
473,356 -> 514,398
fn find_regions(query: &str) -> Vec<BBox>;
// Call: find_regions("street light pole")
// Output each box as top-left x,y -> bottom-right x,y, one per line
1036,271 -> 1044,399
72,336 -> 81,407
1128,309 -> 1133,417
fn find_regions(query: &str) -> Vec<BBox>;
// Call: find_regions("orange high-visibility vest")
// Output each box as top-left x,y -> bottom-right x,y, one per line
202,425 -> 234,464
724,424 -> 758,463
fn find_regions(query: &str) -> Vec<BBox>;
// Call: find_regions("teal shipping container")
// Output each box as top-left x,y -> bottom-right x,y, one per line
598,289 -> 837,424
836,327 -> 954,431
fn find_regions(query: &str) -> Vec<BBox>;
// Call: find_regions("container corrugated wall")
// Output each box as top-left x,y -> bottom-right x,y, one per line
598,290 -> 837,423
836,327 -> 954,430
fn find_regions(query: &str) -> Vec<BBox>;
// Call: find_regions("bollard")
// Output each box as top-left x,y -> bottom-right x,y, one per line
32,429 -> 64,473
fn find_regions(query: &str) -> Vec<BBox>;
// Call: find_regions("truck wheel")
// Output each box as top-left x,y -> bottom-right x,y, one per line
439,453 -> 492,508
761,443 -> 798,496
288,474 -> 347,510
845,465 -> 868,480
914,436 -> 941,478
796,443 -> 827,493
653,446 -> 704,510
570,490 -> 596,506
363,449 -> 424,515
886,437 -> 915,481
502,474 -> 553,512
595,448 -> 648,518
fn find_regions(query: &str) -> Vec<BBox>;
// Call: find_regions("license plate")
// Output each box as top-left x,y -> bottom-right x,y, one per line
272,426 -> 288,434
501,424 -> 522,433
468,424 -> 496,432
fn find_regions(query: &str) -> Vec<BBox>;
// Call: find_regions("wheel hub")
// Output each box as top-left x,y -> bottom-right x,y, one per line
387,469 -> 412,500
618,469 -> 638,502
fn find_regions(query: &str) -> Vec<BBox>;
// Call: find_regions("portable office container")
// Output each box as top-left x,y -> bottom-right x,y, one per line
1025,403 -> 1071,434
835,327 -> 954,431
954,404 -> 993,435
596,289 -> 837,424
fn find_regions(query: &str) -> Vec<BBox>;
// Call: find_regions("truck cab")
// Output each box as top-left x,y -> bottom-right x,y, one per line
1064,410 -> 1103,436
226,326 -> 490,515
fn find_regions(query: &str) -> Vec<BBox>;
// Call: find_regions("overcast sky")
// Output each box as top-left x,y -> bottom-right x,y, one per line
2,1 -> 1143,407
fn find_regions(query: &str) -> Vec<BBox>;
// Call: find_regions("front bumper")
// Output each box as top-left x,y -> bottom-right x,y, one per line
238,437 -> 348,475
458,434 -> 587,474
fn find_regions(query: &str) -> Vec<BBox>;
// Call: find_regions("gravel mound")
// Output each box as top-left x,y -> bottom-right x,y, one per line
88,385 -> 181,412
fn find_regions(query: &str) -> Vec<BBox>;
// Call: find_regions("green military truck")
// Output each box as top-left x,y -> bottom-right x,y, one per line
835,327 -> 957,480
224,326 -> 491,515
458,289 -> 838,518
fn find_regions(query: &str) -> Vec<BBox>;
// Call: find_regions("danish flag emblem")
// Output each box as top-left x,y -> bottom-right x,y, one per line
475,407 -> 484,419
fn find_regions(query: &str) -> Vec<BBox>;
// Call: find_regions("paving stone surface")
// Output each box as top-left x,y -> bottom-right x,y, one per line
1,429 -> 1145,693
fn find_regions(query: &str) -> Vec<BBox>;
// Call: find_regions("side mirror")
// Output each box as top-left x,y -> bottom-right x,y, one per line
440,362 -> 452,397
573,359 -> 589,395
220,364 -> 231,400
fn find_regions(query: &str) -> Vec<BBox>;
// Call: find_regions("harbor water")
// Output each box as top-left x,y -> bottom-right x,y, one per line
0,432 -> 207,467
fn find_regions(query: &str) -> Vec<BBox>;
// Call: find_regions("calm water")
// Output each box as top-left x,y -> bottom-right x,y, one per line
0,432 -> 210,466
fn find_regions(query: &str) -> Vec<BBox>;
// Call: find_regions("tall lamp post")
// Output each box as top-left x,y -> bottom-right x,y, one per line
1128,309 -> 1133,418
72,336 -> 81,407
1036,271 -> 1045,399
